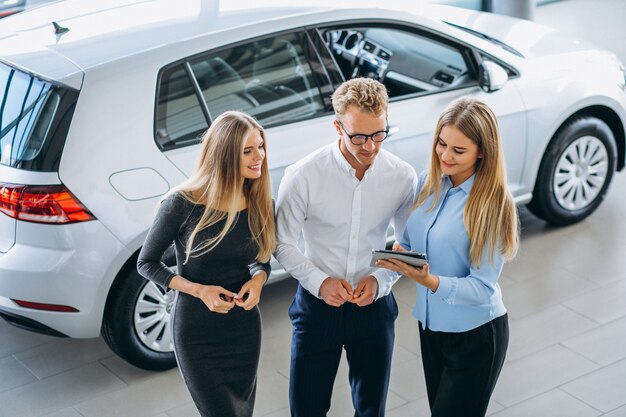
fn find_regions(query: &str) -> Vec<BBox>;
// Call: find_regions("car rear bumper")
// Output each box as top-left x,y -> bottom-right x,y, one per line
0,219 -> 132,338
0,308 -> 67,337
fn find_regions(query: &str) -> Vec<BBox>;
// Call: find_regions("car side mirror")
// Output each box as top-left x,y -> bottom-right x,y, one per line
479,60 -> 509,93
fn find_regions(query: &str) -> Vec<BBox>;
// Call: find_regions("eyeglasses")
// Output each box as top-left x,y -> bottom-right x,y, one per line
337,120 -> 389,145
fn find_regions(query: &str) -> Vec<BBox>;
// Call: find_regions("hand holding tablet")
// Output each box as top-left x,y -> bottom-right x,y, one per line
370,249 -> 427,268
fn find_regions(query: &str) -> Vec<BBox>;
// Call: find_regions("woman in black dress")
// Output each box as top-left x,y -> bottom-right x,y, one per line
137,111 -> 276,417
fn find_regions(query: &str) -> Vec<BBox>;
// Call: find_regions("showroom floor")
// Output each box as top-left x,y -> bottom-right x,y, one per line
2,0 -> 626,416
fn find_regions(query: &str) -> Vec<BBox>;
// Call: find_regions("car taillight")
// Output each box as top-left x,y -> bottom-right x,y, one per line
0,183 -> 96,224
12,299 -> 79,312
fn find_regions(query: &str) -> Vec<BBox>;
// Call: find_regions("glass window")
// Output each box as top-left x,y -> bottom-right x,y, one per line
189,32 -> 325,128
155,31 -> 328,150
155,64 -> 208,150
0,61 -> 77,172
321,26 -> 472,98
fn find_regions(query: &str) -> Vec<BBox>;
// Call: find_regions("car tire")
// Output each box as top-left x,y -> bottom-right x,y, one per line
527,116 -> 617,225
101,261 -> 177,371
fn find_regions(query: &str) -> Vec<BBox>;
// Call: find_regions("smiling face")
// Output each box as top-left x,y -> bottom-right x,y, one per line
334,106 -> 387,173
436,124 -> 482,187
240,128 -> 265,180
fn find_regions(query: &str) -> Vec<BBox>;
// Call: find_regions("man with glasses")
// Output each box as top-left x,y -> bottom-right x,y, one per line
275,78 -> 417,417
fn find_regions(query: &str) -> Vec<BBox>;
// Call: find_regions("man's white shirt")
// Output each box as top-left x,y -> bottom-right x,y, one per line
275,140 -> 418,299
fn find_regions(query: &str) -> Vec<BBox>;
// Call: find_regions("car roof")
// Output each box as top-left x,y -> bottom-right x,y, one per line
0,1 -> 321,65
0,0 -> 464,67
0,0 -> 520,88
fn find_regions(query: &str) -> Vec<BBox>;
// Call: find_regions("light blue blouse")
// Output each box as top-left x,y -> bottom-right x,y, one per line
400,174 -> 507,332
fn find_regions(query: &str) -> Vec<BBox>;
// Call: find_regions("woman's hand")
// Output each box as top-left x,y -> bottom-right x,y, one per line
376,258 -> 439,292
195,285 -> 236,314
391,242 -> 407,252
234,271 -> 266,310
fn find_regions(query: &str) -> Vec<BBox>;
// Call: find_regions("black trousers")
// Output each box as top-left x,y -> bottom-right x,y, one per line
288,284 -> 398,417
419,314 -> 509,417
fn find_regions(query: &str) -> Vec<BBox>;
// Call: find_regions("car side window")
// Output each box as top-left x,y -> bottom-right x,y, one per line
191,32 -> 325,126
321,26 -> 472,98
155,64 -> 208,150
155,32 -> 327,150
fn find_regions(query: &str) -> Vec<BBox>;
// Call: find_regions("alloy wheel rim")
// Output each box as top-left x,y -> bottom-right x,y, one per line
133,282 -> 175,353
553,135 -> 608,211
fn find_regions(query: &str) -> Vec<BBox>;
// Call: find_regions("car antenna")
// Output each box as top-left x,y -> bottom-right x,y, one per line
52,21 -> 69,35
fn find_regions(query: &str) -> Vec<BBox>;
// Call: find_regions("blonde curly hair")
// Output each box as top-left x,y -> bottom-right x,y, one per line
331,78 -> 388,118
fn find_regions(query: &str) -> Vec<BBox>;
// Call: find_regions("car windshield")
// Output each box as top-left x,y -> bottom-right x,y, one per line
445,22 -> 524,58
0,61 -> 78,172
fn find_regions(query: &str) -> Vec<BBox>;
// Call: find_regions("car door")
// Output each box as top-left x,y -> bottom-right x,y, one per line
312,22 -> 527,197
154,30 -> 337,198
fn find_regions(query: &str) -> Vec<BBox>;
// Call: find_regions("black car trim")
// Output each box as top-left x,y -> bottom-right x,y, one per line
0,308 -> 68,337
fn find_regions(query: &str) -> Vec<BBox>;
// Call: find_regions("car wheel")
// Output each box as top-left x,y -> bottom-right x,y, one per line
101,263 -> 176,371
527,116 -> 617,225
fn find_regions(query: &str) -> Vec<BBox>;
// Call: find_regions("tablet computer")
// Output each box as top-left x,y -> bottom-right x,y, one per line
370,249 -> 428,267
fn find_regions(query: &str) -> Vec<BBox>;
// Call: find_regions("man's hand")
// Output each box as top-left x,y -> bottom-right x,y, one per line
349,275 -> 378,307
319,277 -> 353,307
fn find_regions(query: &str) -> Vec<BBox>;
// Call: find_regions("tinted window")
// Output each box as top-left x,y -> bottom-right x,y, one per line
155,31 -> 328,150
155,64 -> 208,150
0,61 -> 77,172
190,32 -> 325,127
321,26 -> 472,98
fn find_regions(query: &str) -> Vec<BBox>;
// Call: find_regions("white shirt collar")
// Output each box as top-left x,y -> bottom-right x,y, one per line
331,139 -> 380,178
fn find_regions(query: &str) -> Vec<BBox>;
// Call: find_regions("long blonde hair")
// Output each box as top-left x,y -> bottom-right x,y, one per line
172,111 -> 275,263
414,97 -> 518,266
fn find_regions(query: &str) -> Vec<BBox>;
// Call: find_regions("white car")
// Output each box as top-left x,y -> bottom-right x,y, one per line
1,0 -> 625,370
0,0 -> 25,18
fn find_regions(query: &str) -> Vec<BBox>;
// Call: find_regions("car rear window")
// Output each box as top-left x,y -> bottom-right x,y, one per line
0,61 -> 78,172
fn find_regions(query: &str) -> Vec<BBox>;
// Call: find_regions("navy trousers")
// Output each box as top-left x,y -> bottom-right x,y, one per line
288,284 -> 398,417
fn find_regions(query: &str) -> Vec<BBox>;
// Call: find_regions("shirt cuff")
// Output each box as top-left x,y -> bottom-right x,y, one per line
162,271 -> 177,291
371,269 -> 394,300
302,270 -> 331,299
432,275 -> 457,304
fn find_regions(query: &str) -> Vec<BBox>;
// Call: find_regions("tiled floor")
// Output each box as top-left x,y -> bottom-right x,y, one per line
2,0 -> 626,416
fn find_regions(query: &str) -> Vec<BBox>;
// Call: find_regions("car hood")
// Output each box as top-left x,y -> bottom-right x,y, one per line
426,5 -> 596,59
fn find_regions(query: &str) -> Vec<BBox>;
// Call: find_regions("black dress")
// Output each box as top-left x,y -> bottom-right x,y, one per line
137,193 -> 270,417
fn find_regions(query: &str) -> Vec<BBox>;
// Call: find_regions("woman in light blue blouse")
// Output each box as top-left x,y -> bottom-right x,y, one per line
376,97 -> 519,417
